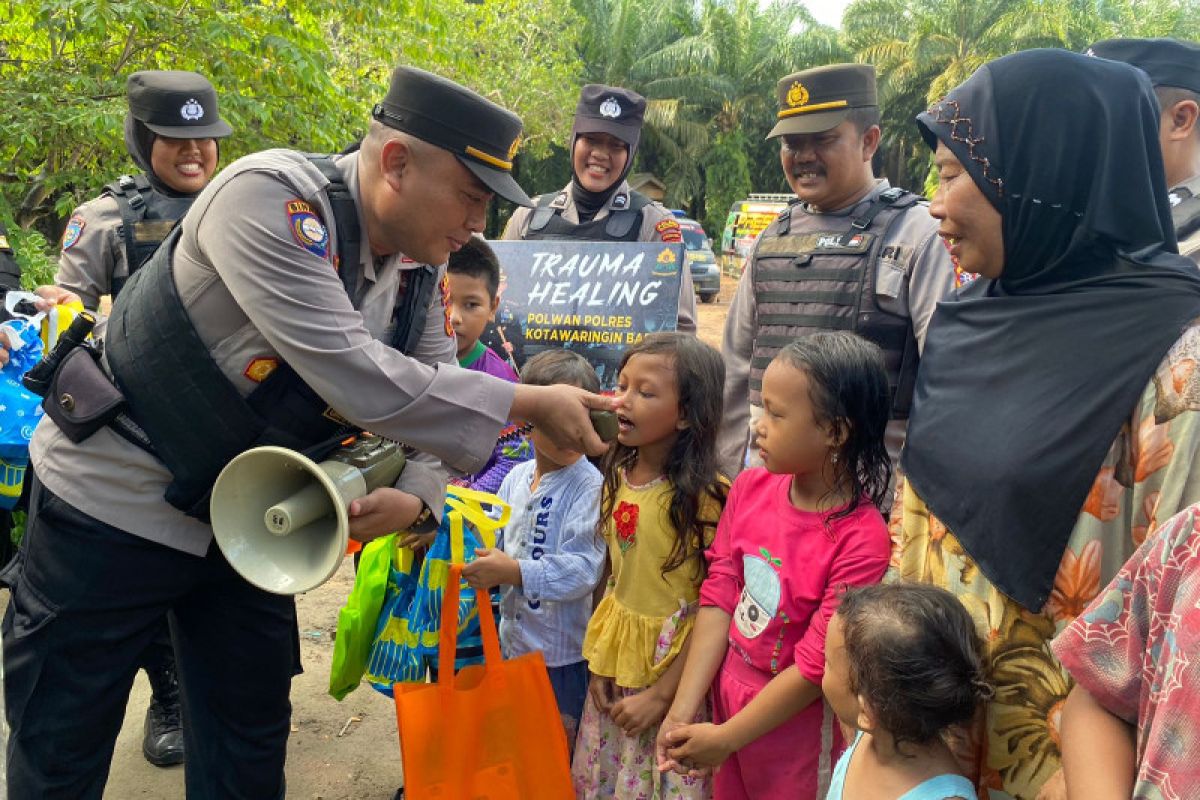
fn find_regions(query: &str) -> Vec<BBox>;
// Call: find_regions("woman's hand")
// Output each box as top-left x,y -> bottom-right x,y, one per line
509,383 -> 616,457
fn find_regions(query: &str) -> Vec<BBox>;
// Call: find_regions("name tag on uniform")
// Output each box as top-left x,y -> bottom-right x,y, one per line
132,220 -> 178,243
756,232 -> 876,257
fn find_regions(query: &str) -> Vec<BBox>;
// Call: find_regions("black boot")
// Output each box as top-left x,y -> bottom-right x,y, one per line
142,660 -> 185,767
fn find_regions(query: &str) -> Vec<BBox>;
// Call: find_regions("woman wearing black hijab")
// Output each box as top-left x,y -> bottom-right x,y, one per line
50,69 -> 232,769
892,49 -> 1200,799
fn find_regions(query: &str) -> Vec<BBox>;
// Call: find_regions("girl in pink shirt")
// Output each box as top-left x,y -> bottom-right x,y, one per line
656,331 -> 893,799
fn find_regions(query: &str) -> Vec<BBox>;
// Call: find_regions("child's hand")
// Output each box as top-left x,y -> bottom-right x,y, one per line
655,715 -> 692,773
609,686 -> 670,736
397,531 -> 437,551
462,548 -> 521,590
665,722 -> 735,773
588,674 -> 617,714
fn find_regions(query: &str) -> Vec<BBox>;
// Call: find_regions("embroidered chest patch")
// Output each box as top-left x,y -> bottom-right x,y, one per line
655,218 -> 682,243
286,200 -> 329,259
757,231 -> 876,257
613,501 -> 639,551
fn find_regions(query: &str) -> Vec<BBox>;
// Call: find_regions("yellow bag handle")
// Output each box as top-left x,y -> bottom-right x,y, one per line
443,485 -> 510,565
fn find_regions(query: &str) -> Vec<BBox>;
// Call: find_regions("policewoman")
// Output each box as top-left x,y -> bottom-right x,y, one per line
718,64 -> 956,479
501,84 -> 697,333
5,66 -> 613,799
59,69 -> 233,769
1088,37 -> 1200,262
57,71 -> 232,309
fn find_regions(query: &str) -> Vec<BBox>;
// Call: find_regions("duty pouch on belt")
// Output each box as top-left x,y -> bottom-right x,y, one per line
43,347 -> 127,443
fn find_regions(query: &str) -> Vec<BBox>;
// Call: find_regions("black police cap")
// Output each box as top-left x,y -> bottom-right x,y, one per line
373,66 -> 532,207
573,85 -> 646,150
126,71 -> 232,139
1088,38 -> 1200,93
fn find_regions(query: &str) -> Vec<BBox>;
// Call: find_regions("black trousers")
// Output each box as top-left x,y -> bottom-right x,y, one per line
2,476 -> 298,799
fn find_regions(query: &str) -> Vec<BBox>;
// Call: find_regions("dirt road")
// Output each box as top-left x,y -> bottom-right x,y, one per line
96,275 -> 734,799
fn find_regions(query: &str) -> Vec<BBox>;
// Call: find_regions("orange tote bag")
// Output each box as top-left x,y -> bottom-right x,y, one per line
393,563 -> 573,799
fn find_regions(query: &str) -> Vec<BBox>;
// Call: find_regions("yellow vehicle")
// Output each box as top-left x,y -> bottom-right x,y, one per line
718,193 -> 792,272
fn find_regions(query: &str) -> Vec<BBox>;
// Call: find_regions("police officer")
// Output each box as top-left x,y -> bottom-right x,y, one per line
718,64 -> 956,479
6,66 -> 612,799
57,71 -> 232,309
500,84 -> 697,335
1088,38 -> 1200,262
53,69 -> 233,770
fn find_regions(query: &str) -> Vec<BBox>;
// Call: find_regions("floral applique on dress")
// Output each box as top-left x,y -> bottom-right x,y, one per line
614,501 -> 639,552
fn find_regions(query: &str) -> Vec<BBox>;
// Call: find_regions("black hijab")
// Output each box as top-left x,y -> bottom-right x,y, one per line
122,114 -> 207,199
901,49 -> 1200,610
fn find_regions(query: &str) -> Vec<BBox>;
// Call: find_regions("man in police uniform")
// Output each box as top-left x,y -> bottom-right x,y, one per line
5,66 -> 612,799
718,64 -> 956,479
1088,37 -> 1200,262
500,84 -> 697,334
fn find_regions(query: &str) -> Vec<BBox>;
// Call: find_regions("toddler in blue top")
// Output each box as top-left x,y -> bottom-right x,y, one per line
823,584 -> 990,800
463,349 -> 606,750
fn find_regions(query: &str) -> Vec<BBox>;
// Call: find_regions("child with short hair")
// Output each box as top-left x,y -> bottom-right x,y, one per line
657,331 -> 893,799
446,236 -> 529,494
462,349 -> 606,747
824,583 -> 987,800
573,332 -> 729,800
1053,501 -> 1200,799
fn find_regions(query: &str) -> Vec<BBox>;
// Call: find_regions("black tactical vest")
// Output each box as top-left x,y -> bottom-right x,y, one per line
103,174 -> 194,297
749,188 -> 921,418
105,156 -> 438,520
524,191 -> 652,241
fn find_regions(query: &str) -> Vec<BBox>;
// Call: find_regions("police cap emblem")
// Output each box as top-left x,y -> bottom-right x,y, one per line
180,98 -> 205,122
786,81 -> 809,108
599,97 -> 622,118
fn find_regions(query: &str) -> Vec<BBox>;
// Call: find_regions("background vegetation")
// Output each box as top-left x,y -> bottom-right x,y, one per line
2,0 -> 1197,277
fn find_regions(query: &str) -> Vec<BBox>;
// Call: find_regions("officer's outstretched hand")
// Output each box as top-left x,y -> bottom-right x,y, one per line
348,487 -> 424,543
32,285 -> 82,311
509,384 -> 618,457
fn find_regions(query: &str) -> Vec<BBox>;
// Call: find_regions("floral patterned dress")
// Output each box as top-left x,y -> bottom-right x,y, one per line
890,322 -> 1200,799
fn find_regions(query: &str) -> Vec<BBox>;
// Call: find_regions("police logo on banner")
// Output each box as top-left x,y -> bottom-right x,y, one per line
286,200 -> 329,259
61,215 -> 86,251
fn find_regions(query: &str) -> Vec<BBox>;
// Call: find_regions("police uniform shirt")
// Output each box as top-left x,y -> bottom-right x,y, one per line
1171,173 -> 1200,263
31,148 -> 512,554
503,179 -> 698,333
55,194 -> 128,310
717,179 -> 956,475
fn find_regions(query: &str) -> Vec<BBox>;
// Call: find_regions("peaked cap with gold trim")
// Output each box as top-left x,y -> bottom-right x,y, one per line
373,66 -> 532,206
767,64 -> 877,138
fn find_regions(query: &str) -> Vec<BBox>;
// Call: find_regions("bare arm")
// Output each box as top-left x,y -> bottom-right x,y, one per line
1060,685 -> 1136,800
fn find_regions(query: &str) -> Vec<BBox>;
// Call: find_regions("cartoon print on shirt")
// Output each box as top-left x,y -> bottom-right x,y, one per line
735,547 -> 782,639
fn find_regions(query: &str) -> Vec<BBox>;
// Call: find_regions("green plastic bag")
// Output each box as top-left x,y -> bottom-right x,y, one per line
329,533 -> 409,700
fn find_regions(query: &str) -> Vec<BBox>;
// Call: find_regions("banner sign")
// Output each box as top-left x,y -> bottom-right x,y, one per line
483,240 -> 685,390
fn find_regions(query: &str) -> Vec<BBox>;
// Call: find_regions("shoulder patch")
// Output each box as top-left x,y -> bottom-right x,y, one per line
655,217 -> 682,243
243,357 -> 279,384
61,214 -> 86,251
286,200 -> 329,259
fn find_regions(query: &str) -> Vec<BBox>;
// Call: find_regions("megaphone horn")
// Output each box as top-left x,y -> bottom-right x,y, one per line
210,435 -> 405,595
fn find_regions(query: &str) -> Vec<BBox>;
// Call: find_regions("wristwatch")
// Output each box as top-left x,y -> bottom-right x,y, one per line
409,503 -> 438,534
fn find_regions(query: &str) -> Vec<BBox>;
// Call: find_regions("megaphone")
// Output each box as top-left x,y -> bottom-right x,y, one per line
210,435 -> 405,594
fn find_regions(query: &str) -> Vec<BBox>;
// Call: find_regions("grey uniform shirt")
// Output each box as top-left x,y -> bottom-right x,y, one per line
1171,173 -> 1200,264
31,149 -> 512,555
717,179 -> 956,476
502,180 -> 697,333
55,194 -> 129,311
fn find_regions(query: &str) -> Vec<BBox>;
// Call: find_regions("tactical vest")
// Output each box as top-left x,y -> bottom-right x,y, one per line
105,156 -> 438,520
103,174 -> 194,297
748,188 -> 921,418
524,191 -> 651,241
